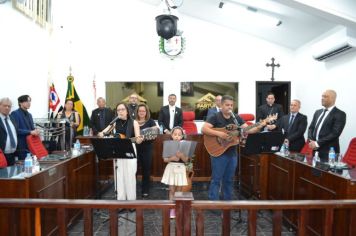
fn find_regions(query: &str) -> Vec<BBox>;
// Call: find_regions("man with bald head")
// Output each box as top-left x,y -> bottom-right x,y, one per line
308,90 -> 346,161
267,99 -> 307,152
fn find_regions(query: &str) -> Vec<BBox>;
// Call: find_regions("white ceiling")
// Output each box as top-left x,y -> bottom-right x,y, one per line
143,0 -> 356,49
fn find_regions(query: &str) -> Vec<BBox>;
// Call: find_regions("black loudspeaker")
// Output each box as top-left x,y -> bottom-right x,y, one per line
156,14 -> 179,40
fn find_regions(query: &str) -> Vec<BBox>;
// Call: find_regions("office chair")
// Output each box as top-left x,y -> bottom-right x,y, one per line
239,113 -> 255,126
182,111 -> 198,135
342,137 -> 356,166
0,149 -> 8,168
26,135 -> 48,159
300,141 -> 313,157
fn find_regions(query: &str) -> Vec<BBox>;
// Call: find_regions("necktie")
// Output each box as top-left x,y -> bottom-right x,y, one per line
313,109 -> 328,139
5,117 -> 16,148
287,114 -> 295,132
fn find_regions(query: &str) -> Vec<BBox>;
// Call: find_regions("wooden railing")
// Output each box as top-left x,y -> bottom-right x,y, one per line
1,194 -> 356,236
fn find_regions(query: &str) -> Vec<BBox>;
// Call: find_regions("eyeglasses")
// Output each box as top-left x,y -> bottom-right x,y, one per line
117,108 -> 126,111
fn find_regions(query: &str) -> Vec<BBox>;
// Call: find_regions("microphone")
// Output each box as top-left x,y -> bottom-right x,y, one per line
230,110 -> 239,125
109,116 -> 120,125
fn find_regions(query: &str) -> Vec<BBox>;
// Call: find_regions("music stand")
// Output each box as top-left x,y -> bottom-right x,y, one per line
91,138 -> 136,160
242,131 -> 284,155
91,138 -> 137,223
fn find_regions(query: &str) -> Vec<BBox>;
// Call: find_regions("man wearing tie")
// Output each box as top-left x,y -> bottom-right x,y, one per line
267,99 -> 307,152
0,97 -> 18,166
90,97 -> 114,136
256,92 -> 284,121
308,90 -> 346,161
158,94 -> 183,134
10,95 -> 40,160
206,95 -> 222,120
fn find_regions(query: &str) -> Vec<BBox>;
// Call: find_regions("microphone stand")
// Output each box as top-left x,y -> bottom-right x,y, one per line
98,116 -> 119,137
230,111 -> 243,224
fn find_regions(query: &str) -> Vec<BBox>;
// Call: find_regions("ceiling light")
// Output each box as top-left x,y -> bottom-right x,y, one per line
219,1 -> 282,27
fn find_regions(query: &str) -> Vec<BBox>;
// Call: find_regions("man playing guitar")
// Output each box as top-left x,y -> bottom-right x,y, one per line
202,95 -> 265,201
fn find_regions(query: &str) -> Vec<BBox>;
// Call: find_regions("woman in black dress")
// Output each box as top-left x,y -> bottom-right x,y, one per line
135,103 -> 159,198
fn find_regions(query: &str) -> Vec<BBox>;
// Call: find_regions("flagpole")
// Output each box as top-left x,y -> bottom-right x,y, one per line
93,73 -> 97,108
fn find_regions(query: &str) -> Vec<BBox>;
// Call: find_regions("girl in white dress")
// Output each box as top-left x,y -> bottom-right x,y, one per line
161,126 -> 189,218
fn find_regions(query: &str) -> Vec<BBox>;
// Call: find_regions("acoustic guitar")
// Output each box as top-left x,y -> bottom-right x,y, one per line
119,127 -> 160,143
203,115 -> 277,157
99,123 -> 159,143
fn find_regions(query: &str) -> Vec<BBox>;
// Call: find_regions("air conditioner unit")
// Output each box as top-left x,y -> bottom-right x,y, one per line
312,28 -> 356,61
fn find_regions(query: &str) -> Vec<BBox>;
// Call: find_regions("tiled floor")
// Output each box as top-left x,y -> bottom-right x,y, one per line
68,181 -> 296,235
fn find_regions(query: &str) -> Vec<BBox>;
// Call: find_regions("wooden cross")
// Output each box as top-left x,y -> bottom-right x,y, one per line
266,57 -> 280,81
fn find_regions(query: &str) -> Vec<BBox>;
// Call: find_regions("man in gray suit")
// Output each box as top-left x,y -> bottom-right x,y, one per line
308,90 -> 346,161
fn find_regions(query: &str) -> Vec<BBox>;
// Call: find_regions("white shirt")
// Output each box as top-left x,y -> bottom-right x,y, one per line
0,114 -> 18,154
169,105 -> 176,130
316,106 -> 334,141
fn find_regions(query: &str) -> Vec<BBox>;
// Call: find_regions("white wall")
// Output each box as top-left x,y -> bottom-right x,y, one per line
0,1 -> 355,152
293,27 -> 356,152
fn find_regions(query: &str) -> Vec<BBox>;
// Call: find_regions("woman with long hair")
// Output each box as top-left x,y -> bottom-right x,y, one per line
135,103 -> 159,198
59,99 -> 80,150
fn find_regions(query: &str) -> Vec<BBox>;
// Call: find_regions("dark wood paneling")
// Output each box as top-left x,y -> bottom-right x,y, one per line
241,152 -> 356,236
240,153 -> 269,199
0,151 -> 95,236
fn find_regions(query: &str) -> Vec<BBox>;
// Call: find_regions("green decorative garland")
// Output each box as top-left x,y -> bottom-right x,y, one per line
159,35 -> 186,60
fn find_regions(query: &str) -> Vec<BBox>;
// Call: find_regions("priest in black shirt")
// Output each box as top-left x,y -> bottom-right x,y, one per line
256,92 -> 284,121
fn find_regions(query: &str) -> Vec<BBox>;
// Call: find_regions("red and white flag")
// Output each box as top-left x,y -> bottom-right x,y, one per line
49,83 -> 63,119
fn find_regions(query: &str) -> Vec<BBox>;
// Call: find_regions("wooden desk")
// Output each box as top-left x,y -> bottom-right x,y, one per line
78,134 -> 212,181
240,152 -> 356,235
240,153 -> 269,199
0,151 -> 95,236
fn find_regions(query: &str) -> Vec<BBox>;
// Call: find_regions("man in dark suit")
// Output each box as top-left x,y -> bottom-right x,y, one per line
308,90 -> 346,161
10,95 -> 40,160
0,97 -> 18,166
206,95 -> 222,120
158,94 -> 183,134
90,97 -> 114,136
256,92 -> 284,121
267,99 -> 307,152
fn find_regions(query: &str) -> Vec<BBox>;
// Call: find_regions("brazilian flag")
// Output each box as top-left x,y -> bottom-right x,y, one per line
65,74 -> 90,135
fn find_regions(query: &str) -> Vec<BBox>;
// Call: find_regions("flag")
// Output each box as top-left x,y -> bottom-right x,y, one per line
49,83 -> 63,119
65,74 -> 90,135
